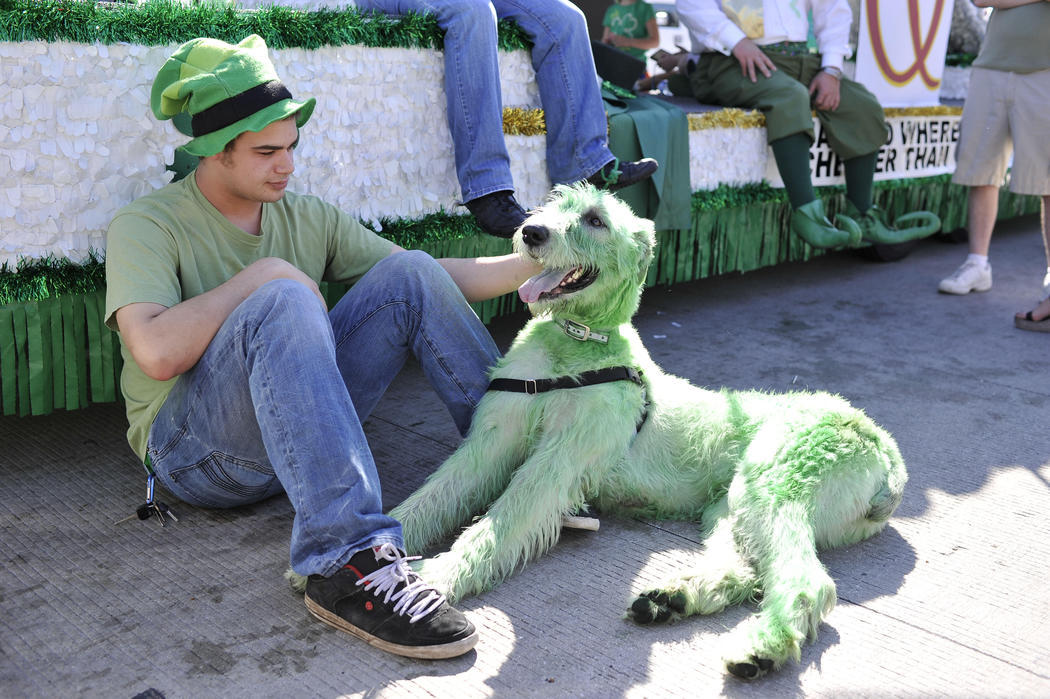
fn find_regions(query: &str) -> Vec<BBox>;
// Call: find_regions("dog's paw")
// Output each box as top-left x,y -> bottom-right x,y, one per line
724,654 -> 776,681
284,566 -> 307,593
626,589 -> 687,624
721,614 -> 797,680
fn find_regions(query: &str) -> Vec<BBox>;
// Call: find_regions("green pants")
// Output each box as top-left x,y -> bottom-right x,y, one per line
687,50 -> 889,159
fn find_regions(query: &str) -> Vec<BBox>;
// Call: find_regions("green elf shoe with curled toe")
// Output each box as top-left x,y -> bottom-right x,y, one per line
839,203 -> 941,245
790,199 -> 863,249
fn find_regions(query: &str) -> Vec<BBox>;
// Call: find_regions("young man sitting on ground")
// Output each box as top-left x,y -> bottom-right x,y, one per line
105,34 -> 542,659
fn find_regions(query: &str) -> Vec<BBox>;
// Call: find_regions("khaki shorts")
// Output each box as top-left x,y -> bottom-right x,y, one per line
953,66 -> 1050,196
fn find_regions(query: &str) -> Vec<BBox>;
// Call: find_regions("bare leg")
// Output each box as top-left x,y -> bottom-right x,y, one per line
1016,297 -> 1050,323
1041,195 -> 1050,269
1015,197 -> 1050,321
938,185 -> 999,293
967,185 -> 1000,256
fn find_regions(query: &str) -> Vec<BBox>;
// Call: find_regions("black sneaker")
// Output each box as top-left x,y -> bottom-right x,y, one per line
586,157 -> 659,191
304,543 -> 479,659
464,190 -> 528,238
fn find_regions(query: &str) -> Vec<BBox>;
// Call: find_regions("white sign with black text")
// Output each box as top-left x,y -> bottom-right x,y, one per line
765,113 -> 960,188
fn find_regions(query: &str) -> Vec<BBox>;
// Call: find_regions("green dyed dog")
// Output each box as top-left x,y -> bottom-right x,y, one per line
392,184 -> 907,679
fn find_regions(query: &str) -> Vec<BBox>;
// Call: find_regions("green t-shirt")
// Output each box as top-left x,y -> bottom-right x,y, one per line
603,1 -> 657,62
973,3 -> 1050,74
104,173 -> 396,461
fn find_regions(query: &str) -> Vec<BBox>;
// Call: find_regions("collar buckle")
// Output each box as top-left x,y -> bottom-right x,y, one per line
562,319 -> 592,342
553,317 -> 609,343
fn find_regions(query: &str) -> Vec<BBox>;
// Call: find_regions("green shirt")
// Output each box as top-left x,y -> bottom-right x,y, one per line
603,1 -> 657,62
973,3 -> 1050,74
104,173 -> 396,461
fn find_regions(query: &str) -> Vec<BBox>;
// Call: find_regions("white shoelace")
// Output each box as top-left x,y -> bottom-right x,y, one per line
949,260 -> 985,281
356,543 -> 446,623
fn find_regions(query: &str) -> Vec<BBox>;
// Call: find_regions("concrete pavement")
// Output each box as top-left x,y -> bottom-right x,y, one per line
2,214 -> 1049,697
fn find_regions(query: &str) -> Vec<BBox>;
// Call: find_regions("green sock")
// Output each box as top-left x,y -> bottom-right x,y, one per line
770,133 -> 816,209
844,151 -> 878,212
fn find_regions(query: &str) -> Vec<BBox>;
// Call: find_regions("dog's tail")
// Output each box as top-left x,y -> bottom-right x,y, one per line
866,480 -> 902,522
849,412 -> 907,525
865,435 -> 906,523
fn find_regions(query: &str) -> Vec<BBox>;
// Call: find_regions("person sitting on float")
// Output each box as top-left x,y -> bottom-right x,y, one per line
671,0 -> 940,249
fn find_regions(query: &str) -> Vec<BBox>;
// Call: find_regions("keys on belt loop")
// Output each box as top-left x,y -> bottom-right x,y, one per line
114,466 -> 178,526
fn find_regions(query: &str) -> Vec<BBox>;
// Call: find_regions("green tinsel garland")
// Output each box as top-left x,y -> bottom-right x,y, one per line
1,0 -> 975,64
2,177 -> 1041,417
6,174 -> 1038,307
378,210 -> 487,249
0,213 -> 489,306
945,52 -> 978,68
0,252 -> 105,306
691,182 -> 788,213
0,0 -> 532,50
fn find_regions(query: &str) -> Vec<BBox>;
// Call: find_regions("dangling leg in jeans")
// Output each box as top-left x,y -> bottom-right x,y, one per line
353,0 -> 613,198
145,251 -> 499,576
492,0 -> 612,184
354,0 -> 514,203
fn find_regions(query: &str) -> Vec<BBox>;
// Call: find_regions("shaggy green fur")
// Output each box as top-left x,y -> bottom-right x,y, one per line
389,184 -> 908,679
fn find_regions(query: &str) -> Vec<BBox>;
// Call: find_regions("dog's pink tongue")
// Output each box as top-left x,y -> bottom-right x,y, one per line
518,268 -> 567,303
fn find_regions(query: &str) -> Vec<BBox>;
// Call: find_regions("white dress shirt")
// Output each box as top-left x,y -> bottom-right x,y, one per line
675,0 -> 852,70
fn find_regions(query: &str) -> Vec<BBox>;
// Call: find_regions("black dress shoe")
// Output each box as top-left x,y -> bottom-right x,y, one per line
464,191 -> 528,238
586,157 -> 659,191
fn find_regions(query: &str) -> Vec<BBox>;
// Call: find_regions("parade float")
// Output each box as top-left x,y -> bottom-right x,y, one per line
0,0 -> 1039,417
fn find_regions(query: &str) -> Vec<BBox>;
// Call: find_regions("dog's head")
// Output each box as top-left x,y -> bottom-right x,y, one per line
513,184 -> 656,326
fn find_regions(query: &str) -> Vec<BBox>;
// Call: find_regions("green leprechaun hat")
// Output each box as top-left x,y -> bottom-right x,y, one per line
151,34 -> 316,158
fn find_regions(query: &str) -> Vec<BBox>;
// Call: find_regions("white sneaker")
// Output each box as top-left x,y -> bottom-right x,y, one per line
938,260 -> 992,294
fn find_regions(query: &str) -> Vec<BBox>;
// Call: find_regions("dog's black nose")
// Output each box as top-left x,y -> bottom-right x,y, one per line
521,225 -> 549,247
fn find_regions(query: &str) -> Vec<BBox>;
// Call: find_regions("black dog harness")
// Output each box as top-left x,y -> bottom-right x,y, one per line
487,366 -> 649,431
488,366 -> 643,394
485,316 -> 649,426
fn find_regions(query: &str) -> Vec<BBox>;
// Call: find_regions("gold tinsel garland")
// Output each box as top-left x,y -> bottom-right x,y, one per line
502,105 -> 962,136
687,108 -> 766,130
883,106 -> 963,118
502,108 -> 546,136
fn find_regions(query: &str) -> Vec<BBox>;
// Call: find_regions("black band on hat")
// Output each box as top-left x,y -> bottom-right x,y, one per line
191,80 -> 293,136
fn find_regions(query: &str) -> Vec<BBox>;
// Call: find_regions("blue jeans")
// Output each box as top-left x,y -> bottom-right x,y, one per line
146,251 -> 500,576
354,0 -> 613,201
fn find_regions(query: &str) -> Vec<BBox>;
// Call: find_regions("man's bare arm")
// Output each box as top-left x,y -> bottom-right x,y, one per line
115,257 -> 326,381
437,253 -> 543,303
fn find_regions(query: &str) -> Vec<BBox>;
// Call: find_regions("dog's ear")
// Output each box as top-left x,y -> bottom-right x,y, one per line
634,218 -> 656,285
548,183 -> 574,203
